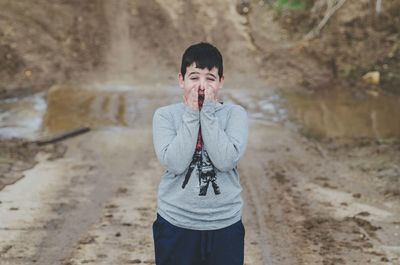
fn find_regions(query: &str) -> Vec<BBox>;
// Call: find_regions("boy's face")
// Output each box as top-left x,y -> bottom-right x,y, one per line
178,63 -> 224,103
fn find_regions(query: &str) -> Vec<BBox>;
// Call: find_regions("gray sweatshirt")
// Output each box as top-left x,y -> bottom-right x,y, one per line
152,99 -> 248,230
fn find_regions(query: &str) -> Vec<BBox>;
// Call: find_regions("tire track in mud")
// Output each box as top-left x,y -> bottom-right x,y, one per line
37,124 -> 149,264
103,0 -> 134,81
31,92 -> 167,265
63,129 -> 160,265
239,115 -> 399,264
239,123 -> 311,265
240,156 -> 274,265
33,138 -> 125,265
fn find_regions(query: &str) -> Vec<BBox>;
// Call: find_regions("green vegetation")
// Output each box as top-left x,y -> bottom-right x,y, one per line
273,0 -> 306,10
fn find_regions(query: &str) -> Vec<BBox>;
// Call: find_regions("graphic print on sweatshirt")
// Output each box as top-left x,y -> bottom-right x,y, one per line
181,126 -> 221,196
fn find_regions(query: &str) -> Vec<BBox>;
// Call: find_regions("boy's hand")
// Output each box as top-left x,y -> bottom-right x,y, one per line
204,84 -> 216,102
183,86 -> 199,110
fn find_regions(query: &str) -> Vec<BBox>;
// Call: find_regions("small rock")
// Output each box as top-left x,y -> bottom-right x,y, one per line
117,187 -> 128,194
81,260 -> 95,264
1,245 -> 12,254
24,69 -> 32,77
363,242 -> 373,248
236,1 -> 251,15
115,232 -> 121,237
79,235 -> 96,245
362,71 -> 380,85
352,193 -> 362,198
366,90 -> 379,97
128,259 -> 141,264
356,211 -> 370,217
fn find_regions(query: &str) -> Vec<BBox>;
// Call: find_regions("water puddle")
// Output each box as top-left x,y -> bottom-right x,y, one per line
42,85 -> 131,133
223,90 -> 288,126
42,84 -> 178,134
1,85 -> 399,143
0,84 -> 177,140
283,88 -> 400,142
0,92 -> 46,140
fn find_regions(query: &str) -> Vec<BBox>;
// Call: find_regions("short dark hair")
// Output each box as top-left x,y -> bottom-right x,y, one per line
180,42 -> 223,80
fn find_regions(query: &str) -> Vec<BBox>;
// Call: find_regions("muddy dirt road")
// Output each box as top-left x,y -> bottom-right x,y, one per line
0,1 -> 399,265
1,84 -> 399,265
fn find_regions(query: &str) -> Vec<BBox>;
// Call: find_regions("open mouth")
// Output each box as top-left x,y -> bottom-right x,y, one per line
198,93 -> 205,107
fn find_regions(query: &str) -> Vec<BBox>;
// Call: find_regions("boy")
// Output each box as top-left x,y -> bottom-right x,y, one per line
152,42 -> 249,265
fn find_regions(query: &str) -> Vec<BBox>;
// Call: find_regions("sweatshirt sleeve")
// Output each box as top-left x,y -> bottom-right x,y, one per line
200,99 -> 249,172
152,105 -> 200,175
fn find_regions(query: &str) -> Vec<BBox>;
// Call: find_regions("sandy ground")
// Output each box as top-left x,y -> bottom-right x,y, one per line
0,1 -> 399,264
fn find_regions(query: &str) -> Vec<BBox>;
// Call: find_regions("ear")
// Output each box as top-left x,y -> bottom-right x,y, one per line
215,75 -> 224,99
219,75 -> 225,89
178,73 -> 184,89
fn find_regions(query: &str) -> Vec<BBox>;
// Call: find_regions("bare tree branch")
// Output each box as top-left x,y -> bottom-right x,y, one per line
376,0 -> 382,15
304,0 -> 347,40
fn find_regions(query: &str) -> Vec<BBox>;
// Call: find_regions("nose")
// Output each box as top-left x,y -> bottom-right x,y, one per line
199,79 -> 206,90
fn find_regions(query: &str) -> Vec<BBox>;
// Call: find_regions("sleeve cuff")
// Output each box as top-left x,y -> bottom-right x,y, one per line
183,104 -> 200,115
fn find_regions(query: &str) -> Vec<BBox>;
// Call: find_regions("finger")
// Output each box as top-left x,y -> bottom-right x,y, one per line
190,93 -> 198,105
205,86 -> 214,100
189,87 -> 197,98
205,85 -> 211,95
191,88 -> 198,98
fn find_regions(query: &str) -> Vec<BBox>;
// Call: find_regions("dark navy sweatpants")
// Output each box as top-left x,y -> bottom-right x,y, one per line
152,213 -> 245,265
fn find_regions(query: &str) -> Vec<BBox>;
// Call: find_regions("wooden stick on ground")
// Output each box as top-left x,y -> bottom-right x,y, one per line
33,127 -> 91,146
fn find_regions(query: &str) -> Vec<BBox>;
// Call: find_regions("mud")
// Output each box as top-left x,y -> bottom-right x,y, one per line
0,139 -> 66,191
1,88 -> 400,265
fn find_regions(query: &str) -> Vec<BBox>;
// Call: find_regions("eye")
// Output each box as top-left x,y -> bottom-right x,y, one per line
190,77 -> 199,80
207,78 -> 216,81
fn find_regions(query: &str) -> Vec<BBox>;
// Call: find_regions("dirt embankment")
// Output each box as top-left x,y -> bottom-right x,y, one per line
0,0 -> 265,98
1,0 -> 399,98
0,0 -> 109,98
247,0 -> 400,93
